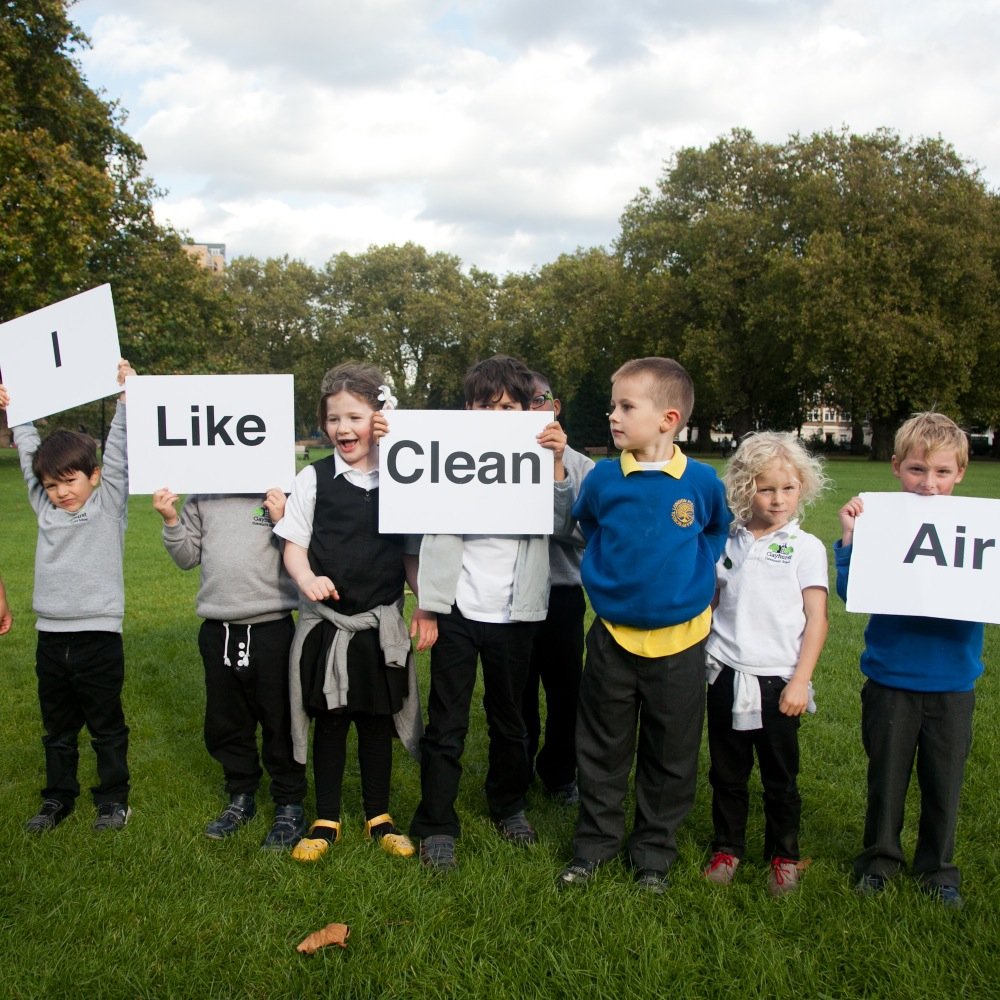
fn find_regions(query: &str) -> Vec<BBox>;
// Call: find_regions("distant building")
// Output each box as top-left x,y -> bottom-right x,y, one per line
183,242 -> 226,273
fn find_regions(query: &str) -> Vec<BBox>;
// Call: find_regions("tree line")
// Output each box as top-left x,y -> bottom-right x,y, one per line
4,3 -> 999,458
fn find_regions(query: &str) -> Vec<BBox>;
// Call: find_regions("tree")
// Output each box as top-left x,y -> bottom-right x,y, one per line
787,129 -> 1000,458
0,0 -> 147,321
615,128 -> 1000,456
317,243 -> 493,409
224,255 -> 327,432
618,130 -> 815,442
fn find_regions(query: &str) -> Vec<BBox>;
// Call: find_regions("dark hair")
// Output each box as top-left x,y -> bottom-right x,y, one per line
32,430 -> 99,482
611,357 -> 695,426
316,361 -> 388,432
463,355 -> 535,409
530,370 -> 552,393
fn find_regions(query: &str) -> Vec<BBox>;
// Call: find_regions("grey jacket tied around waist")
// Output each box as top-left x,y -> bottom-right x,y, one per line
288,600 -> 423,764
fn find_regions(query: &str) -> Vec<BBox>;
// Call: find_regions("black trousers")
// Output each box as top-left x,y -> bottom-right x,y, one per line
410,607 -> 538,839
312,711 -> 395,820
36,630 -> 129,808
521,584 -> 586,791
706,665 -> 802,862
573,620 -> 705,872
199,617 -> 306,805
855,679 -> 974,888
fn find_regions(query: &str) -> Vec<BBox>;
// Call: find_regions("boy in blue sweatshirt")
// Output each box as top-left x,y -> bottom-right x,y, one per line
836,412 -> 984,908
558,357 -> 730,893
1,362 -> 135,833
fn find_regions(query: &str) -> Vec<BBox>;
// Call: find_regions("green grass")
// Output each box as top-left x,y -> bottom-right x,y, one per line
1,449 -> 998,999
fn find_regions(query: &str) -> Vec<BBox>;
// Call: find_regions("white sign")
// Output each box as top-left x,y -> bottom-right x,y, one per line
847,492 -> 1000,624
0,285 -> 122,425
378,410 -> 554,534
125,374 -> 297,494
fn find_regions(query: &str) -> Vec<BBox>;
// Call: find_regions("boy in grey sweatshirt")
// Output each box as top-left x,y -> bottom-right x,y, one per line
153,489 -> 307,849
1,361 -> 134,833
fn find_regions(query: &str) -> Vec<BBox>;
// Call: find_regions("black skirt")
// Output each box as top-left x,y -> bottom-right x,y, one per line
299,621 -> 407,717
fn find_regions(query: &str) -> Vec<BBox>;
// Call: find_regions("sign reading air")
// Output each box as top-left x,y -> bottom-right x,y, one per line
125,374 -> 296,494
378,410 -> 554,534
846,492 -> 1000,624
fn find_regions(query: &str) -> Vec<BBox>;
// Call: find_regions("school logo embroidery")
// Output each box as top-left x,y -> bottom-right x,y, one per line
765,541 -> 794,565
251,505 -> 273,528
672,498 -> 695,528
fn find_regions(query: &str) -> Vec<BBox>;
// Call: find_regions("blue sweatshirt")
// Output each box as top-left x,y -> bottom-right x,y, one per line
573,450 -> 730,630
834,540 -> 983,693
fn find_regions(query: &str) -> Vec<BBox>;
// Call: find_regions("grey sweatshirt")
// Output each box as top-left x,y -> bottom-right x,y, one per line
162,494 -> 298,623
548,444 -> 594,587
14,402 -> 128,633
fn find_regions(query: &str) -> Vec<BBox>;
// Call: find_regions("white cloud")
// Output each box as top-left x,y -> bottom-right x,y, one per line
75,0 -> 1000,274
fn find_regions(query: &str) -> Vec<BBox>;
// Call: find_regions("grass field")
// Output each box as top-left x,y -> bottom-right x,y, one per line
0,448 -> 998,999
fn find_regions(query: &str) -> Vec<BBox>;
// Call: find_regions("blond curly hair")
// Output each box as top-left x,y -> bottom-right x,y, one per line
724,431 -> 829,525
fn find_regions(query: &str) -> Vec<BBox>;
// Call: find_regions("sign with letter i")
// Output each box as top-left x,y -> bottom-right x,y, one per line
0,285 -> 122,426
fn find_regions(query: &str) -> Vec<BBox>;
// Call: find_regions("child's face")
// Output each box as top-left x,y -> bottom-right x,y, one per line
892,447 -> 965,496
608,374 -> 676,452
41,468 -> 101,513
324,390 -> 378,472
747,460 -> 801,535
468,390 -> 524,411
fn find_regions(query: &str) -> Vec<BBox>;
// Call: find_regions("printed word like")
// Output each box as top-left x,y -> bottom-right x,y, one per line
157,405 -> 267,447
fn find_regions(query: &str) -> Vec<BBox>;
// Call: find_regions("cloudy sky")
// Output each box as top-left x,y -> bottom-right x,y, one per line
73,0 -> 1000,276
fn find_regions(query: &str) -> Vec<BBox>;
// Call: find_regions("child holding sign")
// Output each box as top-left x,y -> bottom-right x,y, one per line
276,362 -> 436,862
1,361 -> 135,833
703,432 -> 829,896
152,487 -> 308,849
836,413 -> 984,908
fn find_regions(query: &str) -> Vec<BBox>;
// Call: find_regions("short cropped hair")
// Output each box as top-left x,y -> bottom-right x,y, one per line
316,361 -> 388,431
611,357 -> 694,426
464,355 -> 535,409
893,412 -> 969,469
32,430 -> 99,483
724,431 -> 829,525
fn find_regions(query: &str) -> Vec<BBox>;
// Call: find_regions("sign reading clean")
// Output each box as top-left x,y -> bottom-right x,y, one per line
378,409 -> 554,534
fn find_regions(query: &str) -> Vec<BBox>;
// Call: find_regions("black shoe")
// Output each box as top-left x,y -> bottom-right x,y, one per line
419,834 -> 457,872
261,803 -> 305,850
25,798 -> 71,834
494,810 -> 538,846
634,868 -> 669,895
205,793 -> 256,840
557,857 -> 600,889
543,781 -> 580,806
94,802 -> 131,831
855,873 -> 888,896
921,883 -> 964,909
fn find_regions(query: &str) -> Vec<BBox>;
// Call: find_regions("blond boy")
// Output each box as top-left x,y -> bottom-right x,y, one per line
836,412 -> 983,908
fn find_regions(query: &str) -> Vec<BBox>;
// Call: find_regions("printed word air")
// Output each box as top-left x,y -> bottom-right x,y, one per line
904,523 -> 996,569
385,440 -> 541,484
158,405 -> 266,447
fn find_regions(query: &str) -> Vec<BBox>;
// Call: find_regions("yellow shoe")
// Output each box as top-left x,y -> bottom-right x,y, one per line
291,819 -> 341,862
365,813 -> 416,859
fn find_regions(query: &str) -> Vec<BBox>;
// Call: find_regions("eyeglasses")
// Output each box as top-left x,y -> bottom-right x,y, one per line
529,391 -> 555,410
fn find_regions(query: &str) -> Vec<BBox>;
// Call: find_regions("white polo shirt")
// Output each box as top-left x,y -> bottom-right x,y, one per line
706,519 -> 828,675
